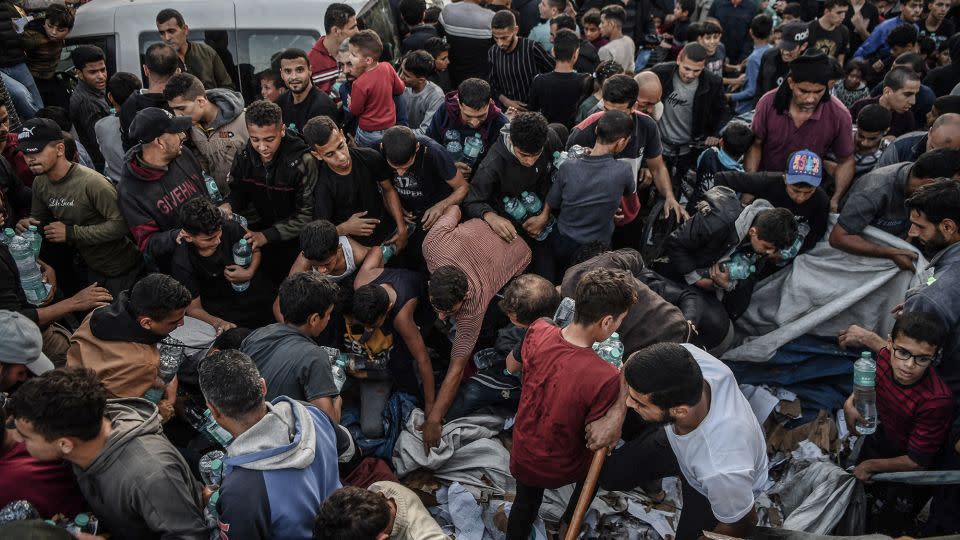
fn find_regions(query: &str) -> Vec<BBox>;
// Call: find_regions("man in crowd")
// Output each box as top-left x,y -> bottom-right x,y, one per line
830,148 -> 960,270
199,349 -> 342,538
854,0 -> 924,59
550,13 -> 600,75
227,100 -> 317,281
439,0 -> 494,85
156,8 -> 234,90
68,45 -> 109,173
420,204 -> 530,450
308,3 -> 359,93
96,72 -> 141,183
16,118 -> 142,296
120,43 -> 181,151
878,112 -> 960,167
400,50 -> 445,136
118,107 -> 211,267
7,367 -> 207,538
850,67 -> 921,138
748,52 -> 854,212
808,0 -> 851,64
164,72 -> 248,194
488,10 -> 555,112
756,21 -> 808,101
275,48 -> 338,133
425,78 -> 509,179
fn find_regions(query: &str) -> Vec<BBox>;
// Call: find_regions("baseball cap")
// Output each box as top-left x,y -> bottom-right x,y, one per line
778,21 -> 809,51
128,107 -> 193,145
16,118 -> 64,154
785,150 -> 822,187
0,310 -> 54,375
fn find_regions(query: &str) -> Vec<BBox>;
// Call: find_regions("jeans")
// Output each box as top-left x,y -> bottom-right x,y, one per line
1,64 -> 43,119
354,127 -> 385,148
446,368 -> 521,420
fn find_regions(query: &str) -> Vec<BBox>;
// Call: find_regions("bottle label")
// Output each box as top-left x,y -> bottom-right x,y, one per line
853,370 -> 875,387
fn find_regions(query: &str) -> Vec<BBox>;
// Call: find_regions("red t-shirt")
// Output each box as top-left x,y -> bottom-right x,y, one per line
0,441 -> 85,517
349,62 -> 405,131
510,319 -> 621,488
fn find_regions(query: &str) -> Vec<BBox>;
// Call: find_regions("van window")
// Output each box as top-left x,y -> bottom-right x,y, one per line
358,0 -> 400,61
139,30 -> 242,93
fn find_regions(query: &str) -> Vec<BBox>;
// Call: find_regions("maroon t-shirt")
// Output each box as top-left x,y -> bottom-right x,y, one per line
510,319 -> 620,488
752,91 -> 854,172
0,441 -> 85,517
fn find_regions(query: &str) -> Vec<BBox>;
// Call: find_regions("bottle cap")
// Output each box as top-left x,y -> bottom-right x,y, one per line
238,239 -> 247,246
74,514 -> 89,526
28,224 -> 37,232
592,343 -> 600,350
553,151 -> 560,158
502,196 -> 510,203
860,351 -> 873,360
610,348 -> 622,358
611,332 -> 619,339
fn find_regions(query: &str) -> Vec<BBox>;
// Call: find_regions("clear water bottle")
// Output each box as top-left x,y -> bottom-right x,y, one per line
143,378 -> 165,403
381,243 -> 396,264
0,228 -> 14,246
231,239 -> 253,292
553,297 -> 576,328
552,150 -> 567,170
567,145 -> 588,159
207,490 -> 221,520
158,339 -> 185,383
444,129 -> 463,161
199,450 -> 226,486
724,253 -> 756,281
502,196 -> 528,222
204,172 -> 224,205
0,500 -> 39,524
9,236 -> 48,305
853,351 -> 878,435
594,332 -> 625,368
779,221 -> 809,261
331,356 -> 348,392
462,133 -> 483,166
220,207 -> 248,229
519,192 -> 555,241
472,348 -> 500,370
203,409 -> 233,446
23,224 -> 42,257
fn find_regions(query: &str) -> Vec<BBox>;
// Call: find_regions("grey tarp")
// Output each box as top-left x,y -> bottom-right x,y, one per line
723,216 -> 929,363
768,460 -> 866,535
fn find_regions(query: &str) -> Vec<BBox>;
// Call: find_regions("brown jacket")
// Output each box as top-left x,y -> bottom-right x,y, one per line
22,21 -> 63,80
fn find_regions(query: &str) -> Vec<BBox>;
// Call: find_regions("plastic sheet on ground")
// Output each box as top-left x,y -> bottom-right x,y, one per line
430,483 -> 547,540
767,460 -> 865,535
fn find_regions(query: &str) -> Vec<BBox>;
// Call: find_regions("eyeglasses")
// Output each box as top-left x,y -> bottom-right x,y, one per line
892,346 -> 936,366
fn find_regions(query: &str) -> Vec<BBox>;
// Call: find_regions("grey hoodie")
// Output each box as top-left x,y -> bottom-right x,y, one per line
189,88 -> 249,192
73,398 -> 207,540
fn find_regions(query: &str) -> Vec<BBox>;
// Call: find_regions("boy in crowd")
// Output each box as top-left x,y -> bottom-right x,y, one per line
274,48 -> 338,133
424,37 -> 452,93
551,14 -> 600,74
16,118 -> 142,296
399,51 -> 444,136
7,368 -> 207,538
241,272 -> 343,423
68,45 -> 110,173
843,312 -> 954,482
506,268 -> 638,539
663,0 -> 695,52
227,100 -> 318,281
315,484 -> 448,539
598,5 -> 635,73
400,0 -> 438,53
689,21 -> 726,78
528,29 -> 588,127
728,14 -> 773,113
172,198 -> 274,331
850,66 -> 921,138
689,122 -> 755,210
425,78 -> 509,179
546,110 -> 636,275
96,72 -> 141,183
257,68 -> 286,103
852,104 -> 892,180
347,30 -> 406,147
22,3 -> 74,109
807,0 -> 851,64
287,219 -> 372,285
165,73 -> 248,193
582,9 -> 607,49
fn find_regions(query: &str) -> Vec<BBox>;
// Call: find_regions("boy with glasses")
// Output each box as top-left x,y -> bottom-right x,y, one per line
842,312 -> 954,482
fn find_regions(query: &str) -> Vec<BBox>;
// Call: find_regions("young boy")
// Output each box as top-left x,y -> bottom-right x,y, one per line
347,30 -> 406,147
171,197 -> 275,330
424,37 -> 452,92
22,3 -> 74,109
257,68 -> 286,103
399,51 -> 444,135
728,14 -> 773,113
505,267 -> 638,539
852,104 -> 892,180
598,5 -> 636,73
582,9 -> 607,49
689,121 -> 755,210
527,29 -> 588,127
689,20 -> 726,77
663,0 -> 695,58
832,58 -> 871,108
843,312 -> 953,482
315,483 -> 448,539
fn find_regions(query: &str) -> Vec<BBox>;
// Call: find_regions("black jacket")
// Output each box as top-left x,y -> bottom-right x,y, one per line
652,61 -> 726,140
119,91 -> 171,151
0,2 -> 25,67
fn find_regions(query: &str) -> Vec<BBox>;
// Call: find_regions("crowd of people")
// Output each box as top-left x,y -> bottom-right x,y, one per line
1,0 -> 960,537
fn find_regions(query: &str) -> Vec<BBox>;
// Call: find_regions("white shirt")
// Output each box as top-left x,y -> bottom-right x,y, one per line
598,35 -> 636,73
664,344 -> 769,523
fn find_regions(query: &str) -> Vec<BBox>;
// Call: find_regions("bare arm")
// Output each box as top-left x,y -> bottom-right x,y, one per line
829,225 -> 917,270
744,137 -> 763,172
394,301 -> 436,416
709,507 -> 758,539
830,155 -> 856,212
310,396 -> 343,424
420,354 -> 469,451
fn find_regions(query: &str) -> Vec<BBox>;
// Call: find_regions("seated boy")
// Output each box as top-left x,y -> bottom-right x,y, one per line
843,312 -> 954,482
171,197 -> 275,331
315,483 -> 448,539
687,121 -> 754,211
505,267 -> 638,538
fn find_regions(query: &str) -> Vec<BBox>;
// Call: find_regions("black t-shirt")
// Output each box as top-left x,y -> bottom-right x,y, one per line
919,18 -> 956,49
278,86 -> 337,132
757,48 -> 789,102
390,136 -> 458,214
807,21 -> 850,59
170,220 -> 275,328
843,1 -> 880,54
528,71 -> 590,128
313,147 -> 394,246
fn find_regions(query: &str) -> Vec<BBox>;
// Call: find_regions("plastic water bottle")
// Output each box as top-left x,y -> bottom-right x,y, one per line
444,129 -> 463,161
0,500 -> 39,524
853,351 -> 878,435
462,133 -> 483,166
220,207 -> 248,229
207,490 -> 221,520
724,253 -> 756,281
70,513 -> 98,534
503,196 -> 528,222
24,224 -> 42,257
380,243 -> 396,264
9,236 -> 48,305
567,144 -> 588,159
779,221 -> 809,261
593,332 -> 625,368
0,228 -> 14,246
231,239 -> 253,292
519,192 -> 555,241
199,450 -> 226,486
331,356 -> 347,392
553,297 -> 576,328
204,172 -> 224,205
202,409 -> 233,446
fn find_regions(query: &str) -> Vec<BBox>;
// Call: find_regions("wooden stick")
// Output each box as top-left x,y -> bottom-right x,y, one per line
564,449 -> 607,540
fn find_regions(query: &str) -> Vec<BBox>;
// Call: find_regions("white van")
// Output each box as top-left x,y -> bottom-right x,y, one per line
63,0 -> 403,102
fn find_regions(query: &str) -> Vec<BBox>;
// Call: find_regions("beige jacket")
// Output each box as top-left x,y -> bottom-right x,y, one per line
369,481 -> 449,540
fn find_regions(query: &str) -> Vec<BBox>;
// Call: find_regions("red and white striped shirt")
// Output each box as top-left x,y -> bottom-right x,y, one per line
308,36 -> 340,93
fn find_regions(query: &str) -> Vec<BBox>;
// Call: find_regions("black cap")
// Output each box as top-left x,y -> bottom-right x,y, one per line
128,107 -> 193,144
16,118 -> 63,154
778,21 -> 809,51
788,52 -> 832,85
